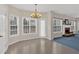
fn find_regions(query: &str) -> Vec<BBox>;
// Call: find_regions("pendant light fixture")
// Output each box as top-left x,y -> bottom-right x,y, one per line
31,4 -> 42,18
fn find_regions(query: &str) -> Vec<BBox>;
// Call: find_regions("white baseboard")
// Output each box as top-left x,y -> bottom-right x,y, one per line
8,37 -> 49,46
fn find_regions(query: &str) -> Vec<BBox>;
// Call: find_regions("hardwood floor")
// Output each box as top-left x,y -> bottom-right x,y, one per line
5,38 -> 79,54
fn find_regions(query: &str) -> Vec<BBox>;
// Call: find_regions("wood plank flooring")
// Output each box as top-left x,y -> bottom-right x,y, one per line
5,38 -> 79,54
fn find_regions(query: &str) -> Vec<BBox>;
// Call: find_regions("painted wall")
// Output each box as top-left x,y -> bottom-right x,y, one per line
0,5 -> 9,53
0,5 -> 48,53
50,11 -> 77,39
0,4 -> 78,53
7,5 -> 48,45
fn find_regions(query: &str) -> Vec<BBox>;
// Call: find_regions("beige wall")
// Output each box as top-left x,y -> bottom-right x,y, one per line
51,11 -> 77,39
0,4 -> 78,53
0,5 -> 9,53
7,5 -> 48,45
46,12 -> 52,40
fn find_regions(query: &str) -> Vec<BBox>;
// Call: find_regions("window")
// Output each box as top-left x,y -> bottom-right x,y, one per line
71,21 -> 75,31
23,18 -> 29,33
9,16 -> 18,36
23,17 -> 37,34
77,21 -> 79,33
53,19 -> 62,32
30,20 -> 36,33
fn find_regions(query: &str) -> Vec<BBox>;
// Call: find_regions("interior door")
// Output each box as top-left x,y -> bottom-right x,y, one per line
39,20 -> 46,37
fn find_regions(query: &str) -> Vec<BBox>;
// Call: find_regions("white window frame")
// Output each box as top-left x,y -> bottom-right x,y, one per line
53,19 -> 62,32
71,20 -> 76,32
22,17 -> 37,35
29,18 -> 37,34
22,17 -> 29,35
9,15 -> 19,37
77,21 -> 79,33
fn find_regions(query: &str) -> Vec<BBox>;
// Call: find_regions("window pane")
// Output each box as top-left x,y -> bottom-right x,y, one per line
30,26 -> 36,33
23,26 -> 29,33
23,18 -> 29,25
10,16 -> 17,25
53,19 -> 62,32
10,16 -> 18,35
71,21 -> 75,31
30,20 -> 35,26
10,31 -> 17,35
71,26 -> 74,31
53,20 -> 56,25
14,17 -> 17,25
10,26 -> 17,31
56,20 -> 60,25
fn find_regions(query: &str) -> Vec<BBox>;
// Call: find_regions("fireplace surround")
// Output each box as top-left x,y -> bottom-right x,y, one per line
63,27 -> 74,37
65,27 -> 70,34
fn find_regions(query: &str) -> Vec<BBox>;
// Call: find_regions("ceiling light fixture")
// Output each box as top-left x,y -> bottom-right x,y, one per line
31,4 -> 42,18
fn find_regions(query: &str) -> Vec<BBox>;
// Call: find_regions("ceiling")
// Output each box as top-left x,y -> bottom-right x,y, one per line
11,4 -> 79,17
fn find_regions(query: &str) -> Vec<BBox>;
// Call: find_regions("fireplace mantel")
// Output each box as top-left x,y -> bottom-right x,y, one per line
63,25 -> 71,34
62,25 -> 75,36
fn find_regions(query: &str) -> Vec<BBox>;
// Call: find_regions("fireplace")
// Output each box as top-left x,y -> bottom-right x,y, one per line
65,28 -> 70,34
63,27 -> 74,37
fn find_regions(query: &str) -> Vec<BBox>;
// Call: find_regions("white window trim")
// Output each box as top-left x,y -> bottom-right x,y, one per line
22,17 -> 29,35
53,19 -> 62,33
9,15 -> 19,37
29,18 -> 37,34
22,17 -> 37,35
71,21 -> 76,31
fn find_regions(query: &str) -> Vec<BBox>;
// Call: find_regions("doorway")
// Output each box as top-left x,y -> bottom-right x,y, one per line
39,20 -> 46,37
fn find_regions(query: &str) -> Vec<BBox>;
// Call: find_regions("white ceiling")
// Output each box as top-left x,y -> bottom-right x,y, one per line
11,4 -> 79,17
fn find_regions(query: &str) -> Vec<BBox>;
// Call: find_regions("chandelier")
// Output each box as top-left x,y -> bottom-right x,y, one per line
31,4 -> 42,18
